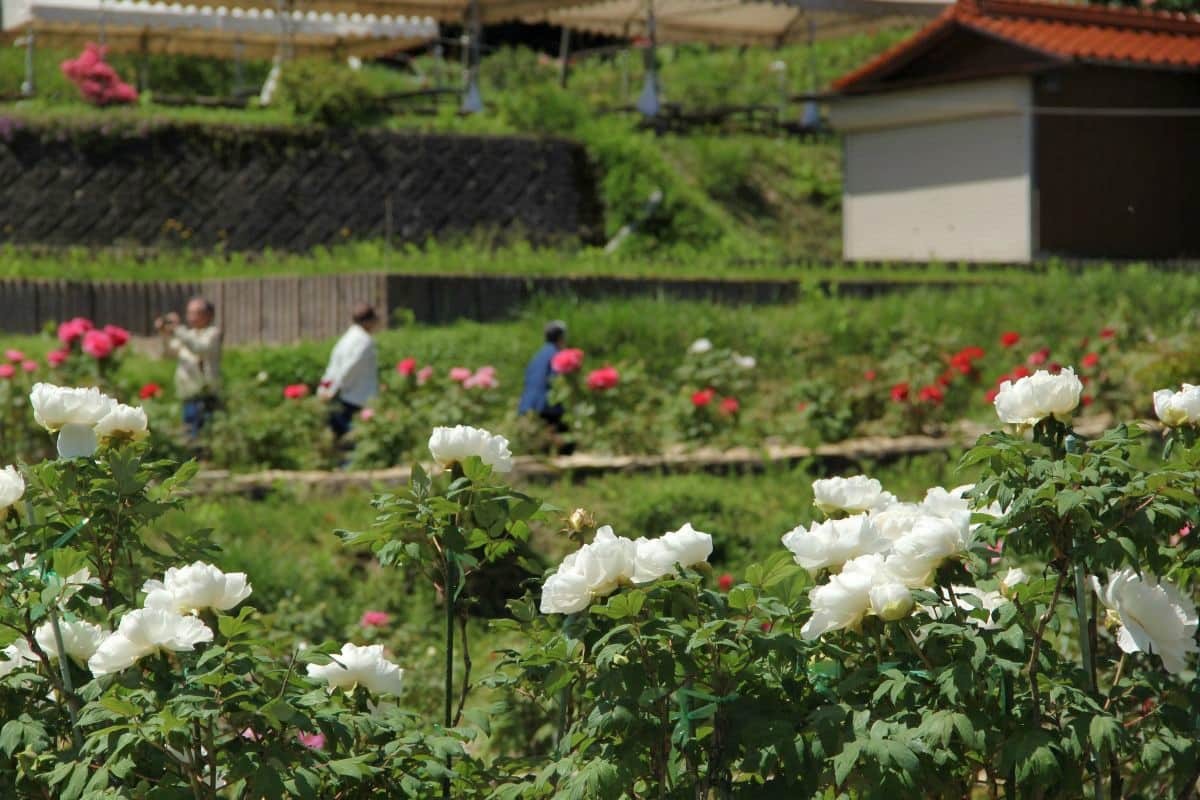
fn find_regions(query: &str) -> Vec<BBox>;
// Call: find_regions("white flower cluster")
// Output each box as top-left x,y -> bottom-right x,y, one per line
786,477 -> 1001,640
540,523 -> 713,614
993,368 -> 1083,427
1153,384 -> 1200,428
88,562 -> 251,676
686,338 -> 755,369
428,425 -> 513,473
1093,569 -> 1198,674
307,643 -> 405,695
30,383 -> 148,459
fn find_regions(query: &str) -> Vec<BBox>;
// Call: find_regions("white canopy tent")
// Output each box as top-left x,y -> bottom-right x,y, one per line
530,0 -> 949,117
3,0 -> 438,58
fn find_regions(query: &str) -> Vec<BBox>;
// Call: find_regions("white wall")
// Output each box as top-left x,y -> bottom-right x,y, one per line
832,77 -> 1034,263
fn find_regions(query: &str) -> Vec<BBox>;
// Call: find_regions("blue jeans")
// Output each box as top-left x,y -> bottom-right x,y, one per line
329,398 -> 361,440
182,396 -> 217,438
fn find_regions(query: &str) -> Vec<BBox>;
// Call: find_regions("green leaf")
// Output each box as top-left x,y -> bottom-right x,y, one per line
99,695 -> 140,718
1088,714 -> 1121,756
726,586 -> 756,611
832,741 -> 861,786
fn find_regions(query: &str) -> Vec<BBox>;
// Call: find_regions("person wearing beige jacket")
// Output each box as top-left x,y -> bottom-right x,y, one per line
156,297 -> 223,438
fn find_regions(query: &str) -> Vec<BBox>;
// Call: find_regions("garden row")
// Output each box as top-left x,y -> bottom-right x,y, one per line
0,267 -> 1195,472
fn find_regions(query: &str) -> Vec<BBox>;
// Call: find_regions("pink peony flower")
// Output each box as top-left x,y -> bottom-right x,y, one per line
1027,347 -> 1050,367
5,349 -> 24,362
360,610 -> 389,627
57,317 -> 93,345
102,324 -> 130,348
47,349 -> 69,368
550,348 -> 584,374
719,396 -> 740,416
240,728 -> 261,742
283,384 -> 310,400
359,407 -> 376,422
60,43 -> 138,106
717,573 -> 734,592
417,366 -> 434,385
81,329 -> 115,359
449,367 -> 472,383
0,364 -> 13,379
586,365 -> 620,391
20,360 -> 36,374
297,732 -> 325,750
396,357 -> 417,376
463,368 -> 499,390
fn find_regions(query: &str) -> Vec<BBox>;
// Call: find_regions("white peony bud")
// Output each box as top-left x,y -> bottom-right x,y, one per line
1154,385 -> 1200,428
0,466 -> 24,513
994,368 -> 1083,427
812,475 -> 896,515
94,403 -> 149,442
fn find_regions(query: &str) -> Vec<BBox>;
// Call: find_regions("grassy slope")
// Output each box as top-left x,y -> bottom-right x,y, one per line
0,32 -> 910,271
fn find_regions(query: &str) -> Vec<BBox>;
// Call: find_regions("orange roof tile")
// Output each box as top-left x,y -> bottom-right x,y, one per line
834,0 -> 1200,92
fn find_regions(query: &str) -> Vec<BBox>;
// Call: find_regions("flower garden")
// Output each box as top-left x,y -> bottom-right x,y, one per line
2,269 -> 1200,797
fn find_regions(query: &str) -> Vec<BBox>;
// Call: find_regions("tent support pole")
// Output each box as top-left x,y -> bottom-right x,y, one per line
20,26 -> 34,97
636,0 -> 659,118
461,0 -> 483,112
558,25 -> 570,88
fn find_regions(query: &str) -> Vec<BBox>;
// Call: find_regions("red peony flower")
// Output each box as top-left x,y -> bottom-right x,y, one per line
586,365 -> 620,391
102,324 -> 130,348
81,329 -> 114,359
918,385 -> 944,405
1011,365 -> 1031,379
138,382 -> 162,400
719,397 -> 740,416
692,388 -> 716,408
796,402 -> 808,413
1081,352 -> 1100,369
890,382 -> 910,403
863,369 -> 877,382
550,348 -> 585,374
1082,395 -> 1094,407
1027,347 -> 1050,367
985,388 -> 1000,404
47,349 -> 69,368
1047,362 -> 1062,374
717,573 -> 734,592
283,383 -> 310,400
396,357 -> 417,376
1000,331 -> 1021,348
1099,327 -> 1116,340
937,371 -> 954,387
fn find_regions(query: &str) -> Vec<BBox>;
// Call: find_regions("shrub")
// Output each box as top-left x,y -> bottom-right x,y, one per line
276,60 -> 385,127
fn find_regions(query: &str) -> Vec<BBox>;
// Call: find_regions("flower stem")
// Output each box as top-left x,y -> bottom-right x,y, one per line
443,547 -> 456,800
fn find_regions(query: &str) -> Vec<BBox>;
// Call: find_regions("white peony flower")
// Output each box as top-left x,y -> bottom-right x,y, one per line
1153,385 -> 1200,428
30,383 -> 118,459
731,353 -> 756,369
886,513 -> 973,588
93,403 -> 149,442
951,586 -> 1009,630
428,425 -> 513,473
802,554 -> 910,639
35,619 -> 108,664
539,569 -> 593,614
142,562 -> 252,615
781,514 -> 887,575
306,643 -> 404,695
539,525 -> 637,613
993,368 -> 1083,426
1000,567 -> 1029,595
812,475 -> 897,515
869,503 -> 926,541
631,523 -> 713,584
688,338 -> 713,355
88,608 -> 213,676
1092,569 -> 1199,674
30,383 -> 116,430
0,639 -> 37,677
0,466 -> 24,513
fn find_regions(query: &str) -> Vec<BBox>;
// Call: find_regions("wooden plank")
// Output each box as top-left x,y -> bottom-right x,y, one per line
0,280 -> 39,334
262,276 -> 301,344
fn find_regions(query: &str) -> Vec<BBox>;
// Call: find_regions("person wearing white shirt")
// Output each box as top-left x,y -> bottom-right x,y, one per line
156,297 -> 223,438
319,303 -> 380,440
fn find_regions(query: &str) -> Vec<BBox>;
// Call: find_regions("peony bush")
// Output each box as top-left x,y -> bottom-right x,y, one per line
5,354 -> 1200,795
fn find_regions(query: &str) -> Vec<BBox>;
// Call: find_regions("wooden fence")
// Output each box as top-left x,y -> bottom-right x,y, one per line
0,272 -> 954,346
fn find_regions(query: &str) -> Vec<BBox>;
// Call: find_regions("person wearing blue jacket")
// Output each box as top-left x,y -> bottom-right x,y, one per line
519,320 -> 572,452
